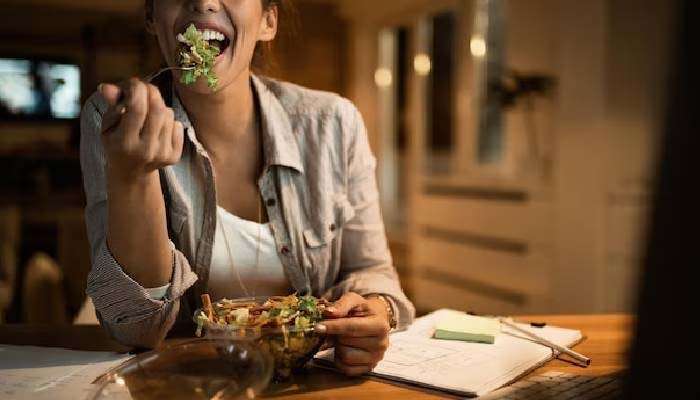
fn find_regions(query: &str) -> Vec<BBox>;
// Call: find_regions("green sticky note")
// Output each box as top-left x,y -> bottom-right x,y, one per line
433,311 -> 501,344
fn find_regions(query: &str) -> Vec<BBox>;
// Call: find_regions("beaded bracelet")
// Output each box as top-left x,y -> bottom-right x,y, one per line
365,293 -> 397,330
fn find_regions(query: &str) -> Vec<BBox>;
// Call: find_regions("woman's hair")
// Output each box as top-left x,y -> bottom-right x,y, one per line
145,0 -> 295,73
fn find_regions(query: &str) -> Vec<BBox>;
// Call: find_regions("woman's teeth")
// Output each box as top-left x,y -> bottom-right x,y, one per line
177,28 -> 226,42
203,29 -> 226,41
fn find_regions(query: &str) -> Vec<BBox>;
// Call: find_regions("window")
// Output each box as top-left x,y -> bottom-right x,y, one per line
426,12 -> 457,175
472,0 -> 506,165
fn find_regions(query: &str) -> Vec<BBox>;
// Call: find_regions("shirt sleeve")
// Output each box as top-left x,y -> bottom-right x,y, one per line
80,92 -> 198,348
322,99 -> 415,330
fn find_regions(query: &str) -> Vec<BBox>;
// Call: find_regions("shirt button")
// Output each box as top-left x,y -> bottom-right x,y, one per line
266,198 -> 276,207
281,246 -> 290,255
329,223 -> 336,232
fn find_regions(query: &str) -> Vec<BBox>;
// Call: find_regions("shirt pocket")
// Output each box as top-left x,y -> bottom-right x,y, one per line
302,195 -> 356,278
302,194 -> 356,249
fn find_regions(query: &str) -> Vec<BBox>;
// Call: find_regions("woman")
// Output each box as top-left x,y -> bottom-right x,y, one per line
80,0 -> 414,376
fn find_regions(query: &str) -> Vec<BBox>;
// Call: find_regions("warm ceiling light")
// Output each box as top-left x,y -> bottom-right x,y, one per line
470,35 -> 487,58
374,68 -> 393,88
413,54 -> 432,76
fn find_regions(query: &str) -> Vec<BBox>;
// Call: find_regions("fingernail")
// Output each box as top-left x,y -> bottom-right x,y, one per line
314,324 -> 327,334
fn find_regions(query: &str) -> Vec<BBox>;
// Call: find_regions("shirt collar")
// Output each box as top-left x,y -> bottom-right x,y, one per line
171,74 -> 304,174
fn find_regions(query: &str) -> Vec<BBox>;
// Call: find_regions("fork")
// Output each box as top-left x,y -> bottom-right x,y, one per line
144,66 -> 195,83
101,66 -> 195,132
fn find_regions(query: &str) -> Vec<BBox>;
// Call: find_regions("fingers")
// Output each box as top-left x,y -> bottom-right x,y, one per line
170,121 -> 184,164
325,292 -> 368,318
98,83 -> 122,107
155,109 -> 174,165
316,315 -> 390,337
141,83 -> 167,138
101,106 -> 125,135
140,85 -> 168,159
120,78 -> 149,144
143,114 -> 168,162
100,83 -> 126,135
334,361 -> 372,377
335,345 -> 381,367
338,335 -> 389,352
334,344 -> 379,376
318,297 -> 390,377
100,77 -> 183,173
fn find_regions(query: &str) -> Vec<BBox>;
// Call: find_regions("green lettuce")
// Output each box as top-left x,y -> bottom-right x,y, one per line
178,23 -> 220,89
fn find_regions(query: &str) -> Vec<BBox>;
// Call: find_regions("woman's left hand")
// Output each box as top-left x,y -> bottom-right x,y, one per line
315,292 -> 391,376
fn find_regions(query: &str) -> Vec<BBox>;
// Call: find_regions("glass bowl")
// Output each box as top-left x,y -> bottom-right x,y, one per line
194,296 -> 326,381
89,339 -> 273,400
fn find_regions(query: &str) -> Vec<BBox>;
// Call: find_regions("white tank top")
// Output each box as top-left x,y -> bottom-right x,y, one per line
207,206 -> 291,300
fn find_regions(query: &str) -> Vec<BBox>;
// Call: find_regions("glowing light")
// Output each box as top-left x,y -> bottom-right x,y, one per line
413,54 -> 432,76
470,35 -> 487,58
374,68 -> 393,88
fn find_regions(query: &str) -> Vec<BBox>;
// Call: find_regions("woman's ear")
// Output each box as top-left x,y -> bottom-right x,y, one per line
258,5 -> 278,42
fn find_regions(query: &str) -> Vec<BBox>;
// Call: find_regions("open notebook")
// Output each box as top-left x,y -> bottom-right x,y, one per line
314,309 -> 584,397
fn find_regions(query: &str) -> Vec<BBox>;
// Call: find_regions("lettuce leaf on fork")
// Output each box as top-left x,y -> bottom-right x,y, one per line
178,23 -> 220,89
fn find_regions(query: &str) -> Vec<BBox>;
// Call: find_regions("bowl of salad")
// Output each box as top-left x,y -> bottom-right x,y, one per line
194,294 -> 329,381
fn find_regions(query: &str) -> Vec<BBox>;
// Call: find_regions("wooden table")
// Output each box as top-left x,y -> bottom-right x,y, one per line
0,314 -> 633,399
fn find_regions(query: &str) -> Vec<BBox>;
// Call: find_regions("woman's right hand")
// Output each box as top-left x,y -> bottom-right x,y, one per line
99,78 -> 184,183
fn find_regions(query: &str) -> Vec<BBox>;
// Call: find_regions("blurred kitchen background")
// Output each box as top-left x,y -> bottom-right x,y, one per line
0,0 -> 675,324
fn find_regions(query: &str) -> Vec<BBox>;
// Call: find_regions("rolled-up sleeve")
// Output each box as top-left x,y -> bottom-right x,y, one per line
323,100 -> 415,329
79,92 -> 197,348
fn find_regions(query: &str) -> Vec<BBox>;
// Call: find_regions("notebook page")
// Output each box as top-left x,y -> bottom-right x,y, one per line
315,309 -> 583,397
0,345 -> 133,400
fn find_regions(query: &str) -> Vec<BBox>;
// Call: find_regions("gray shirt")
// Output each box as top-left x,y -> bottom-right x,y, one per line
80,75 -> 415,347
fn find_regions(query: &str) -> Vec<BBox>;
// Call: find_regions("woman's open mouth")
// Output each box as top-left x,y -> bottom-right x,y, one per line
176,25 -> 232,61
175,23 -> 233,89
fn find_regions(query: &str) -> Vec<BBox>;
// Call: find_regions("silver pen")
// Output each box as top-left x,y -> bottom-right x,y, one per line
499,318 -> 591,367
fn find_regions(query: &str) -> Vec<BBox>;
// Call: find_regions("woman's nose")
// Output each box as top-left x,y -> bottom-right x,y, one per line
188,0 -> 221,14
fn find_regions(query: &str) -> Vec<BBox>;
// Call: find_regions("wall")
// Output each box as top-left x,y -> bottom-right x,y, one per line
340,0 -> 674,314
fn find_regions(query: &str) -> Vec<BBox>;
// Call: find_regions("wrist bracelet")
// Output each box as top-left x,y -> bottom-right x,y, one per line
366,294 -> 397,330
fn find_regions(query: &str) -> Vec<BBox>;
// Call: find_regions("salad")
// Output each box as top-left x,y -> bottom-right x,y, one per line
195,294 -> 330,380
195,293 -> 328,336
176,23 -> 221,89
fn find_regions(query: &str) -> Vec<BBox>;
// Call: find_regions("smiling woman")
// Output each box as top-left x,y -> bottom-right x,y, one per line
79,0 -> 414,377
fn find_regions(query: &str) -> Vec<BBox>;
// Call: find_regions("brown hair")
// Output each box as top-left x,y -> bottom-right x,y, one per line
144,0 -> 295,73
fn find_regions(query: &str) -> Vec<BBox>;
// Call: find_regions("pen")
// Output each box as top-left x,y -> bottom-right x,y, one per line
499,318 -> 591,367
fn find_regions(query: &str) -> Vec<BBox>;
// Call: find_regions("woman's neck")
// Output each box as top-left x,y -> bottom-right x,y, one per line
175,69 -> 257,156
